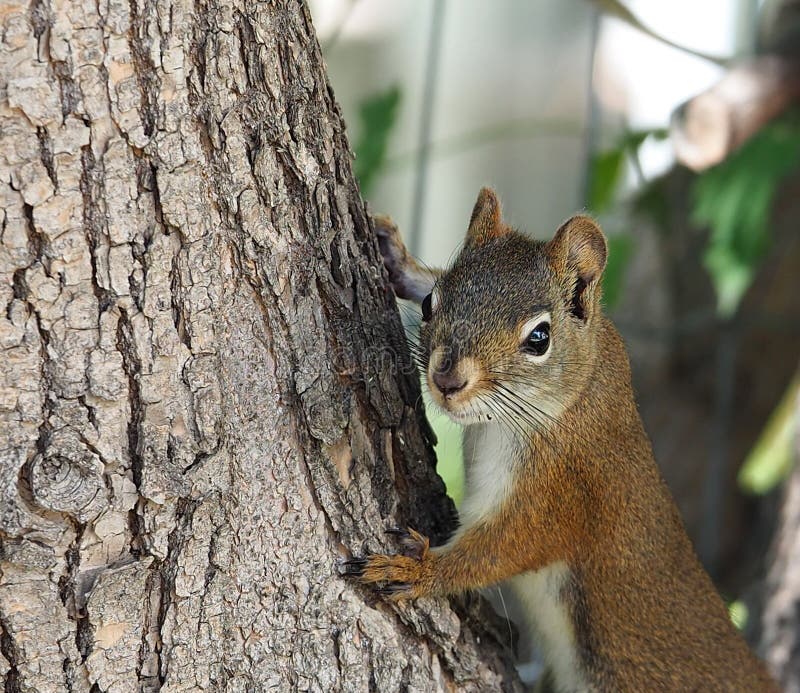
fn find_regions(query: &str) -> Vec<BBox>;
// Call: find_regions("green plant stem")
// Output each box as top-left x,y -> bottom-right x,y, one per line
383,118 -> 585,172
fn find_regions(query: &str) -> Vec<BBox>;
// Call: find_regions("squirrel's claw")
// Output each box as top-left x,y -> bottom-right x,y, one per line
384,526 -> 406,536
338,557 -> 367,577
375,583 -> 413,598
341,530 -> 434,600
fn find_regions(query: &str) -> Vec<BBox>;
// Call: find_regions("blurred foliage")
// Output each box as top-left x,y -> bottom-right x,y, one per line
595,117 -> 800,318
589,129 -> 668,213
603,235 -> 635,309
691,112 -> 800,317
428,402 -> 465,506
353,85 -> 402,196
625,115 -> 800,499
385,117 -> 584,171
588,0 -> 728,66
728,599 -> 748,631
588,129 -> 667,309
589,147 -> 625,214
739,376 -> 799,495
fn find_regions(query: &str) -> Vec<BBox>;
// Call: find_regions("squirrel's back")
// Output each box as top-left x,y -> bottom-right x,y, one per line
540,320 -> 773,690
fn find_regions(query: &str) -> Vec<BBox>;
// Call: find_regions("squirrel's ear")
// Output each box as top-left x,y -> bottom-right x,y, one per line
465,188 -> 508,245
547,215 -> 608,320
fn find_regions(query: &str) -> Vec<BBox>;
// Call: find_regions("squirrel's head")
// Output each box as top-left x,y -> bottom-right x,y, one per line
420,188 -> 608,431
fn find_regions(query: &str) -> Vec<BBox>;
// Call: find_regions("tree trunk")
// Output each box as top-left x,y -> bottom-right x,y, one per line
761,381 -> 800,692
0,1 -> 520,690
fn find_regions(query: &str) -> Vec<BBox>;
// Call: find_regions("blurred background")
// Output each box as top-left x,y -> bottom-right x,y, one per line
310,0 -> 800,683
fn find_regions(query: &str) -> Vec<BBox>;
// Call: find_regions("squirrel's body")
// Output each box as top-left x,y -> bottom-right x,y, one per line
495,320 -> 768,690
343,189 -> 776,691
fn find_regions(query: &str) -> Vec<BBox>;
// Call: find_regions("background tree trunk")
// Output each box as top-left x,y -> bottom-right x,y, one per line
0,1 -> 520,690
761,381 -> 800,692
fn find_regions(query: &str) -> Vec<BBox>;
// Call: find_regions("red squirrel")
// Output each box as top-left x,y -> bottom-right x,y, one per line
342,188 -> 776,692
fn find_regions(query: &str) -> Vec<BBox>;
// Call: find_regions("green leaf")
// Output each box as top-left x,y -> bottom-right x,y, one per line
602,234 -> 635,309
353,86 -> 402,196
691,113 -> 800,316
619,127 -> 669,152
739,375 -> 798,495
728,600 -> 749,631
589,148 -> 626,213
588,128 -> 668,213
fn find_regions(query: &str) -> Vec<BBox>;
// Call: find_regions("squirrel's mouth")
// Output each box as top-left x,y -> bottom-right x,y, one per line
426,349 -> 483,409
440,406 -> 494,425
426,353 -> 500,427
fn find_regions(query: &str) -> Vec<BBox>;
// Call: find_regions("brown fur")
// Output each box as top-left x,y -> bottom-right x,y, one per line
346,190 -> 776,691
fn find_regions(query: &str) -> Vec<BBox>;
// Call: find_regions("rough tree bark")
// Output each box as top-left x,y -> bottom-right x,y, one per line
0,0 -> 520,690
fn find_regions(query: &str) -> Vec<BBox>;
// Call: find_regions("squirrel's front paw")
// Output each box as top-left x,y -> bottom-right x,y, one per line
340,527 -> 433,601
371,215 -> 434,303
372,214 -> 404,259
372,214 -> 410,282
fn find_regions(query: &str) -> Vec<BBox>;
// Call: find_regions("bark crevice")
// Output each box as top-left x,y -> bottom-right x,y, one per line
0,611 -> 21,693
127,0 -> 159,137
153,497 -> 200,687
36,127 -> 58,190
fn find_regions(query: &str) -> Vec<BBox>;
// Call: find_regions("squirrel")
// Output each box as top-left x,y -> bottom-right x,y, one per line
341,188 -> 776,692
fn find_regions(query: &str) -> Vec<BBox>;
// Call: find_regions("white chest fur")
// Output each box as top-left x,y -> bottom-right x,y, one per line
454,425 -> 586,691
457,423 -> 516,531
511,563 -> 587,693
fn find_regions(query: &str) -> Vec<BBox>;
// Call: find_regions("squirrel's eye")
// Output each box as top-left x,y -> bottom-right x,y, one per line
522,322 -> 550,356
421,293 -> 433,322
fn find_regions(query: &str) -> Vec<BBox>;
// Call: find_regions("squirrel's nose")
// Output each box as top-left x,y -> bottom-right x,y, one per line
432,370 -> 467,398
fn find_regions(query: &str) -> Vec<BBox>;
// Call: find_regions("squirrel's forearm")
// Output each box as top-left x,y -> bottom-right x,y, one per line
427,509 -> 559,596
343,502 -> 560,600
391,261 -> 439,304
